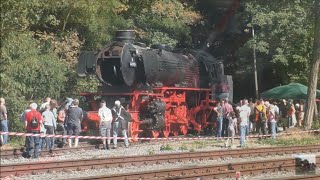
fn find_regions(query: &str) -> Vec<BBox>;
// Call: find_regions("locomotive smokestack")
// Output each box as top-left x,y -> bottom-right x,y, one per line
115,30 -> 135,43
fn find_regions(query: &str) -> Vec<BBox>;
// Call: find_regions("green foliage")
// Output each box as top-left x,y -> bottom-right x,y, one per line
311,119 -> 320,129
257,135 -> 320,146
238,0 -> 315,86
121,0 -> 201,47
0,31 -> 68,132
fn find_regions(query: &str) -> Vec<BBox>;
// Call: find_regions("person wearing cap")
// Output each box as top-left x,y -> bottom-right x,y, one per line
25,103 -> 43,158
0,97 -> 8,145
65,98 -> 73,110
98,100 -> 112,150
112,100 -> 130,148
65,99 -> 83,148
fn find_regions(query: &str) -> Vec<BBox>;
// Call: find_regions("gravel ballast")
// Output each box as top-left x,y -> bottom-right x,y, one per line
5,150 -> 320,180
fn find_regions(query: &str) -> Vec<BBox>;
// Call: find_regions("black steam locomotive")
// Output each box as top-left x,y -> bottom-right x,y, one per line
78,30 -> 232,101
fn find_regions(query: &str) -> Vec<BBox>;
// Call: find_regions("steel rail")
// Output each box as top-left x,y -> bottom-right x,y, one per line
0,141 -> 135,159
0,144 -> 98,159
269,174 -> 320,180
1,144 -> 319,178
74,156 -> 320,180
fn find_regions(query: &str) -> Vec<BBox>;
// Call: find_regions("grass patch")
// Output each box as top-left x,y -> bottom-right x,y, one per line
1,136 -> 25,148
178,143 -> 188,151
147,148 -> 155,155
160,143 -> 174,151
257,134 -> 320,146
192,140 -> 208,149
312,119 -> 320,129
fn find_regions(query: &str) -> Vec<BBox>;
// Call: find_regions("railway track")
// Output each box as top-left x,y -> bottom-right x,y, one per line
1,144 -> 319,178
0,144 -> 98,159
74,156 -> 320,180
270,174 -> 320,180
0,141 -> 136,159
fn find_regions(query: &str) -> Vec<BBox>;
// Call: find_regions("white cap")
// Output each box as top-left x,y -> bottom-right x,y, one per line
30,103 -> 38,110
265,101 -> 270,107
115,100 -> 121,106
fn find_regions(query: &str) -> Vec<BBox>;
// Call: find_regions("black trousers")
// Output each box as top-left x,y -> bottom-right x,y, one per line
256,121 -> 266,136
221,118 -> 229,137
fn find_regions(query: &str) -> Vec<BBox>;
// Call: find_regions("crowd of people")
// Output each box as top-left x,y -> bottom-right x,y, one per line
0,96 -> 307,157
0,97 -> 131,159
215,98 -> 306,148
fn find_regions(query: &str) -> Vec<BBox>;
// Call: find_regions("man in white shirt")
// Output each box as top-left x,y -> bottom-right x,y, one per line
98,100 -> 112,150
239,99 -> 251,147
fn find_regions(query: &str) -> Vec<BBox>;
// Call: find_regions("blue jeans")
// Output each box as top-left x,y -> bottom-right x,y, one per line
40,137 -> 46,150
26,135 -> 40,158
271,122 -> 277,139
246,125 -> 249,136
113,122 -> 129,147
216,117 -> 223,138
45,125 -> 55,150
0,120 -> 8,144
227,126 -> 235,145
240,125 -> 247,147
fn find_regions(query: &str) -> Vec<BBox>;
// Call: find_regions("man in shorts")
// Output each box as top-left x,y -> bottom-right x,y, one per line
66,99 -> 83,148
98,100 -> 112,150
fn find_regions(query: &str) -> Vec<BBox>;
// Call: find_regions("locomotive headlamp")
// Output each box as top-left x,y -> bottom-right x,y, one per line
129,61 -> 137,68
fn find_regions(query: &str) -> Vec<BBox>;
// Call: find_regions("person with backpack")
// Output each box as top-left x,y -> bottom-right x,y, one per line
112,100 -> 131,149
98,100 -> 112,150
25,103 -> 43,158
255,99 -> 267,138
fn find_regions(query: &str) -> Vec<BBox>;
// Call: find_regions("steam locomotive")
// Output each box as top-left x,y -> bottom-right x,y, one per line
78,30 -> 233,139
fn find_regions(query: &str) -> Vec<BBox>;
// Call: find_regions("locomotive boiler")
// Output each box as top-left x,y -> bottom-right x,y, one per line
78,30 -> 233,139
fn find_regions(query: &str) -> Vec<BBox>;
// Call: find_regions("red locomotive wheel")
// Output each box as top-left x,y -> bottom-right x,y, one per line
128,122 -> 138,142
180,125 -> 188,136
152,130 -> 160,138
163,130 -> 170,138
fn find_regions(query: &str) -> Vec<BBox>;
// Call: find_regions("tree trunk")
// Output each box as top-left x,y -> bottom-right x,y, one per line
305,0 -> 320,130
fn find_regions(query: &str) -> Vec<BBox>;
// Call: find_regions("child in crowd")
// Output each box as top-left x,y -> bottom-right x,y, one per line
225,112 -> 237,148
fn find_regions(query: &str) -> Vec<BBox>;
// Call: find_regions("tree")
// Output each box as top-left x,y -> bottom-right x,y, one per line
305,0 -> 320,129
120,0 -> 202,47
0,31 -> 68,132
228,0 -> 317,98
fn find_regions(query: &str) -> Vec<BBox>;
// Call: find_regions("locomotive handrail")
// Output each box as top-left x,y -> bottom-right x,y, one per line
80,92 -> 163,97
152,87 -> 212,91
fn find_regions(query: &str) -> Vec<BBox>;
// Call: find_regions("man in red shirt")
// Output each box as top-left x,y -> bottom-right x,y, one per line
25,103 -> 43,158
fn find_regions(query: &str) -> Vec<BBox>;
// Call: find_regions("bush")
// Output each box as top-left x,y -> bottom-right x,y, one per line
0,31 -> 68,133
